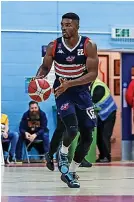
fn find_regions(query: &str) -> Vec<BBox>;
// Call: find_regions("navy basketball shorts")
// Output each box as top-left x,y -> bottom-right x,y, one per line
56,95 -> 97,129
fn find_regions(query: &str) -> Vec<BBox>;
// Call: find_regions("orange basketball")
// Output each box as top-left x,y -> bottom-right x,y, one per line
28,79 -> 51,102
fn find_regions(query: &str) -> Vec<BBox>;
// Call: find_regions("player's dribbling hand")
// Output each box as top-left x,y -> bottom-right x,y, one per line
31,75 -> 45,81
55,78 -> 70,97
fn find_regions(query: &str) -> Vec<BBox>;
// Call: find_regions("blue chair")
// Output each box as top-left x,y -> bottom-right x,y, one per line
23,140 -> 45,163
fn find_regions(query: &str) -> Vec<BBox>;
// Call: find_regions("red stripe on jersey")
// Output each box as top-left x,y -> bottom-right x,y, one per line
54,61 -> 84,71
55,68 -> 84,76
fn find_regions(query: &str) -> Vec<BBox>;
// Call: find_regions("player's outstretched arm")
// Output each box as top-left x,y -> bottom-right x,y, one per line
36,42 -> 54,78
68,40 -> 99,87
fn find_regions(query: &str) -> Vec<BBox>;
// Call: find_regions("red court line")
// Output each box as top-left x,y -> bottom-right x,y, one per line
1,196 -> 134,202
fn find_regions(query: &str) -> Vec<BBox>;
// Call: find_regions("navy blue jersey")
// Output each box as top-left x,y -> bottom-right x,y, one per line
52,36 -> 96,127
53,35 -> 91,93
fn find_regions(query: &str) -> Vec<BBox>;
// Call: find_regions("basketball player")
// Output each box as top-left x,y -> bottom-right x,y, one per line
35,13 -> 98,188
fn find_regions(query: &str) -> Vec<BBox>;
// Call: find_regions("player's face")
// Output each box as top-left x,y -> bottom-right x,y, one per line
30,104 -> 39,114
61,19 -> 78,39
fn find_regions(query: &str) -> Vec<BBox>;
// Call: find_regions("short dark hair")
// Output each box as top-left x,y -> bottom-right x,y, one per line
29,101 -> 38,107
62,12 -> 80,21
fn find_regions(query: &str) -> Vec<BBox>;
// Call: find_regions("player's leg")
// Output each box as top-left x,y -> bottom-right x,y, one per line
49,114 -> 65,157
77,135 -> 92,167
60,106 -> 96,188
45,114 -> 65,171
61,124 -> 94,188
63,106 -> 96,178
58,112 -> 78,174
68,132 -> 92,167
73,126 -> 94,164
76,106 -> 96,158
55,98 -> 80,188
55,98 -> 78,174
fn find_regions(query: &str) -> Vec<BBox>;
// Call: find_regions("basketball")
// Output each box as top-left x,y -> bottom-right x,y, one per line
28,79 -> 51,102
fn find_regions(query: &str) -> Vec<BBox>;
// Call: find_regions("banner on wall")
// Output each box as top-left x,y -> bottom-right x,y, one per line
25,77 -> 32,93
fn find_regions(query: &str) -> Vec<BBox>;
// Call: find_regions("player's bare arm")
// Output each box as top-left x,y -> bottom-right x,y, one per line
69,41 -> 98,85
55,41 -> 98,97
36,42 -> 54,78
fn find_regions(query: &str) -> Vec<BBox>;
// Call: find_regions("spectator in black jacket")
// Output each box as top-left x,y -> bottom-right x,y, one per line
16,101 -> 49,162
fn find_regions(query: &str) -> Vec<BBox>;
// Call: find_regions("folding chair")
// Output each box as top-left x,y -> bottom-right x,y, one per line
23,140 -> 45,163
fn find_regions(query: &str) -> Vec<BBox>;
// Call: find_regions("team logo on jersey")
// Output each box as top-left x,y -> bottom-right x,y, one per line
77,49 -> 84,56
58,43 -> 62,49
80,43 -> 83,47
57,49 -> 64,54
60,103 -> 69,111
66,56 -> 75,63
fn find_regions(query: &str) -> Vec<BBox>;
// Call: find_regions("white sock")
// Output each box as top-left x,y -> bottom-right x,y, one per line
60,143 -> 69,155
69,160 -> 80,173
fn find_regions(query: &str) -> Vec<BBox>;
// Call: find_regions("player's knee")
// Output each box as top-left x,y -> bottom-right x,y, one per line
63,125 -> 78,147
62,114 -> 78,145
62,113 -> 78,136
66,124 -> 78,137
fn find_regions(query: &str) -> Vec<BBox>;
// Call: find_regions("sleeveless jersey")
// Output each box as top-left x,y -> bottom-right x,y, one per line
53,36 -> 91,93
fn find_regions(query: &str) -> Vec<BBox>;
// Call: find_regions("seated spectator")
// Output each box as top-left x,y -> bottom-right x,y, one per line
126,79 -> 134,123
16,101 -> 49,162
1,113 -> 19,164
